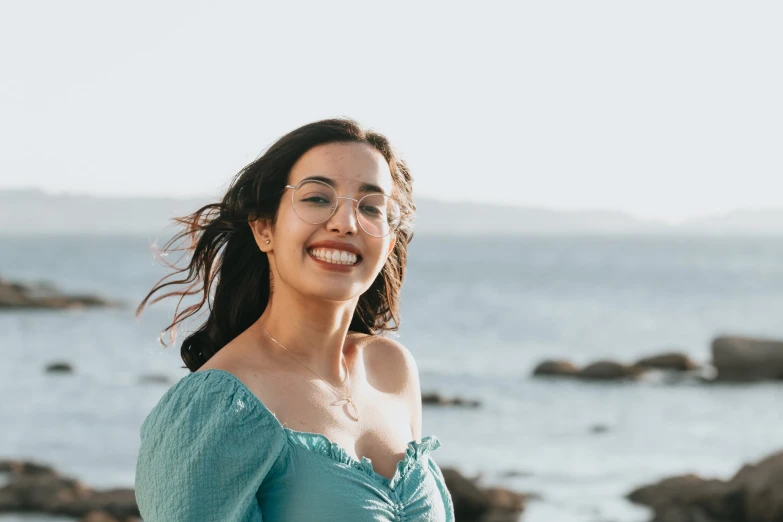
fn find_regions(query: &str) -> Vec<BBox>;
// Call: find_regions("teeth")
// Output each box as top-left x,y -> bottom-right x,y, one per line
309,248 -> 358,265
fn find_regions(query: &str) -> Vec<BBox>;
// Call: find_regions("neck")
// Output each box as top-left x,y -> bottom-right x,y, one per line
251,289 -> 361,386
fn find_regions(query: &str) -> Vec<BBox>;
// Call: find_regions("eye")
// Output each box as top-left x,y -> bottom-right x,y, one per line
360,205 -> 383,216
302,196 -> 332,205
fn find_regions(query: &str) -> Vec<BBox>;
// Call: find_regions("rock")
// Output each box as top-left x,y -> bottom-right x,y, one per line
533,359 -> 649,381
733,451 -> 783,522
712,336 -> 783,382
578,360 -> 646,381
0,281 -> 34,307
66,488 -> 138,520
45,362 -> 74,374
451,397 -> 482,408
138,373 -> 172,385
0,460 -> 56,475
482,486 -> 527,515
498,469 -> 533,479
628,474 -> 741,521
422,392 -> 481,408
0,468 -> 91,514
441,467 -> 528,522
532,360 -> 580,377
635,352 -> 700,372
81,511 -> 121,522
441,468 -> 488,521
0,458 -> 139,520
628,450 -> 783,522
0,276 -> 118,310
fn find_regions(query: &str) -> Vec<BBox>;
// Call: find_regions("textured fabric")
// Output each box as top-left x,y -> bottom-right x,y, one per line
135,368 -> 455,521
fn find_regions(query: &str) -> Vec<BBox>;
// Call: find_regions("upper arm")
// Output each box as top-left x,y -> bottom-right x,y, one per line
135,372 -> 285,522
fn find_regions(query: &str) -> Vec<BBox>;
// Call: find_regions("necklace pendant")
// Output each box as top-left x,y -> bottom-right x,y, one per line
345,396 -> 359,421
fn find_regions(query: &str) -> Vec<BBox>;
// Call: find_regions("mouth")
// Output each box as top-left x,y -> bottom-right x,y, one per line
307,248 -> 363,267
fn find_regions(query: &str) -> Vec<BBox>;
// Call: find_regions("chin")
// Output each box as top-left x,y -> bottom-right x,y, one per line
305,279 -> 370,303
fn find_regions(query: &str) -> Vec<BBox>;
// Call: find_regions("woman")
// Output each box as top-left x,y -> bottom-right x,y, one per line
134,118 -> 455,521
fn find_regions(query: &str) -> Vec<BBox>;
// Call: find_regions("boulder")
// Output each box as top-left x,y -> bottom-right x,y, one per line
441,467 -> 528,522
45,362 -> 74,374
578,360 -> 646,381
628,450 -> 783,522
712,336 -> 783,382
734,451 -> 783,522
498,469 -> 533,479
0,458 -> 139,520
138,373 -> 172,385
422,392 -> 481,408
0,461 -> 55,475
635,352 -> 700,372
532,360 -> 580,377
81,512 -> 121,522
628,474 -> 742,521
0,276 -> 118,310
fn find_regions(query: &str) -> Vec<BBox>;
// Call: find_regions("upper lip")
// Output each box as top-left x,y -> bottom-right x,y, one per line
307,240 -> 363,258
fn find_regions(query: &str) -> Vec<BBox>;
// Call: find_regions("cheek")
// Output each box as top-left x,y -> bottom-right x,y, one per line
366,241 -> 391,270
276,212 -> 310,249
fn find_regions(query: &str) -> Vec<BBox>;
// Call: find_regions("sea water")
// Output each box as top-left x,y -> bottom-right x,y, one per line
1,233 -> 783,522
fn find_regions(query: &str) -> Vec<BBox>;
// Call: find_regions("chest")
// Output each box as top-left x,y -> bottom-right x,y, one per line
248,370 -> 414,481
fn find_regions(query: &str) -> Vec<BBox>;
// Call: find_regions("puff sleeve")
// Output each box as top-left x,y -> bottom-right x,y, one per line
135,370 -> 285,522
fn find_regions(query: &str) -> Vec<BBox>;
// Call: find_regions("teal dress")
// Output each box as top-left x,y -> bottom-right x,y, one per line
135,368 -> 455,521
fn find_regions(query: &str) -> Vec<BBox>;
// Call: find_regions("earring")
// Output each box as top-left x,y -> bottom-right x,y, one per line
265,239 -> 270,244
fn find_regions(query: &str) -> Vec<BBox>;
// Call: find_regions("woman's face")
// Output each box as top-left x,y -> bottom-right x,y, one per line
259,141 -> 397,303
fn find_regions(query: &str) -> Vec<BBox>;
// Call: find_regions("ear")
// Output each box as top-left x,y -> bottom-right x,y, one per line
248,215 -> 273,252
386,235 -> 396,255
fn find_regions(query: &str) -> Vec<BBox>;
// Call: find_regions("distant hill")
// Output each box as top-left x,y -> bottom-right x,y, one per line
1,189 -> 781,236
0,189 -> 209,236
675,208 -> 783,235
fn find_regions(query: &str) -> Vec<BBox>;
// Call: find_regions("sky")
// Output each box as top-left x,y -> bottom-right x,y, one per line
0,1 -> 780,224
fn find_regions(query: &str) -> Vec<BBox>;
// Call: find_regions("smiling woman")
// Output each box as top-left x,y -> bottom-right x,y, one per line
133,118 -> 455,521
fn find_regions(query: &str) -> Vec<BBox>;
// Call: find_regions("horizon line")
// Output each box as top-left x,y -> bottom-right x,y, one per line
2,185 -> 782,226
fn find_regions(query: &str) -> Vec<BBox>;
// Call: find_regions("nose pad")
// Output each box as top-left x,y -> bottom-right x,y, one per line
326,197 -> 359,234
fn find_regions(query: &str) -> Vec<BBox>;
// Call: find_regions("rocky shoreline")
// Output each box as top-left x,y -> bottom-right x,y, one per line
8,275 -> 783,521
533,336 -> 783,383
0,460 -> 139,522
627,450 -> 783,522
0,458 -> 528,522
0,275 -> 119,310
8,448 -> 782,522
529,334 -> 783,521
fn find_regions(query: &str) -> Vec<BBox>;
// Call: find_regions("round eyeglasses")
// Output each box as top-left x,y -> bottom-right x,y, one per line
285,180 -> 402,238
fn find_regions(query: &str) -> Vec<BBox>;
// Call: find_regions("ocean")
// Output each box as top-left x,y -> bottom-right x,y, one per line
2,233 -> 783,522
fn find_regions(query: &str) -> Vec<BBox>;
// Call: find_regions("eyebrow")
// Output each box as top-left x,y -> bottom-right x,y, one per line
299,176 -> 388,196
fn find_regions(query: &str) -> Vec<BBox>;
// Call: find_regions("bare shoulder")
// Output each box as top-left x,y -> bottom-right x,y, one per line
362,335 -> 420,391
361,335 -> 423,440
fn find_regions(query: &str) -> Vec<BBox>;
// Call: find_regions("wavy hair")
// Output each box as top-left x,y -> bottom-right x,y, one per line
136,118 -> 415,372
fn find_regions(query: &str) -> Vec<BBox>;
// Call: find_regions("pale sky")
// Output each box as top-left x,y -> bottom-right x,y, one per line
1,1 -> 780,224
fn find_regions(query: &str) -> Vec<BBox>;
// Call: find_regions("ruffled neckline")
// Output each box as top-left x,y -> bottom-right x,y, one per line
198,368 -> 442,491
285,428 -> 441,490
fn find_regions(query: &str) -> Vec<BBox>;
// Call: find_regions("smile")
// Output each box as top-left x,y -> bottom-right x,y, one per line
307,248 -> 361,266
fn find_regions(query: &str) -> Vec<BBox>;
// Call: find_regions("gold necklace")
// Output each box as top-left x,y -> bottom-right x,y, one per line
259,323 -> 359,422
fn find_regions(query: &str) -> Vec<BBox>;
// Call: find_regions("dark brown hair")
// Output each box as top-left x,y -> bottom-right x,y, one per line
136,118 -> 415,372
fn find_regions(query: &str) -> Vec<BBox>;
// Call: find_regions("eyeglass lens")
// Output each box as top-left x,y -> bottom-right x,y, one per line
292,180 -> 401,237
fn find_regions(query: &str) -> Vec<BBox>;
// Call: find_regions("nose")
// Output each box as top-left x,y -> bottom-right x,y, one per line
325,197 -> 359,235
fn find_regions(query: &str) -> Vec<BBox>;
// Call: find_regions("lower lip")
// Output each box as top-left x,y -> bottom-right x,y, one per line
307,250 -> 362,272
